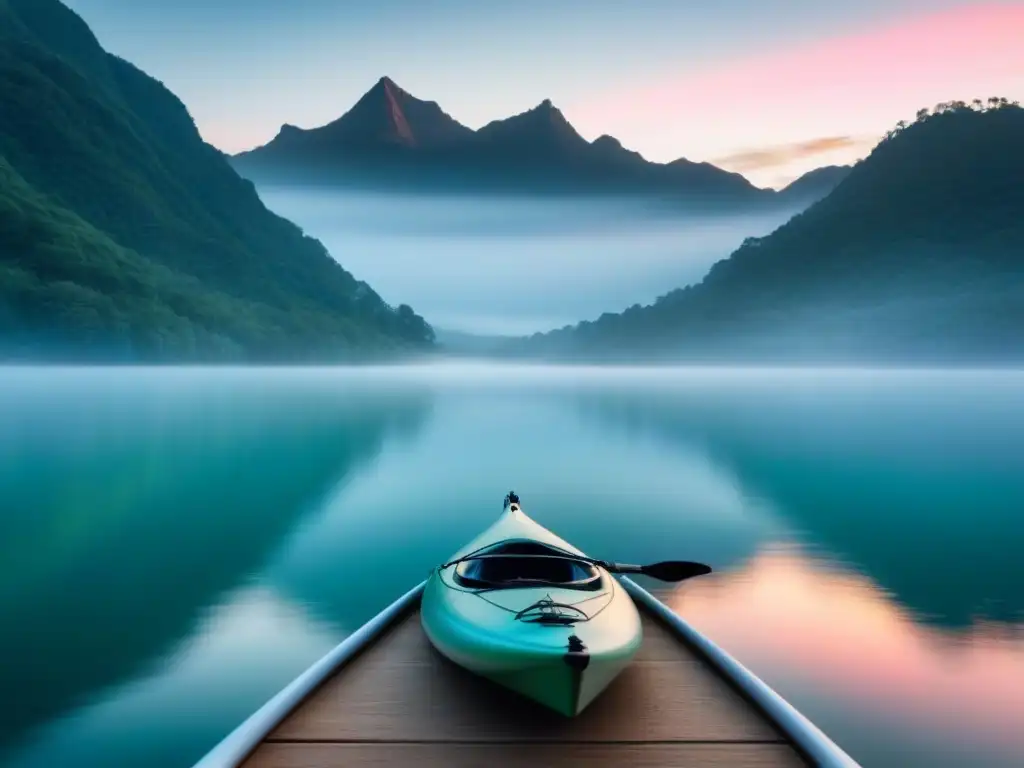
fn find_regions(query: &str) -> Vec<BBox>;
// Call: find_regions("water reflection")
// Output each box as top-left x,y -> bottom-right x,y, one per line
667,549 -> 1024,768
5,589 -> 340,768
0,369 -> 431,765
265,387 -> 778,632
575,369 -> 1024,629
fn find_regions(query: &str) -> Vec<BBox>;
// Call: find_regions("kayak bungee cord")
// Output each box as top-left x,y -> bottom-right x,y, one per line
450,588 -> 603,623
514,598 -> 590,625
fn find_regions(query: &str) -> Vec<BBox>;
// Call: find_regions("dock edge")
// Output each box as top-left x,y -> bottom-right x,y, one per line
621,576 -> 862,768
193,576 -> 863,768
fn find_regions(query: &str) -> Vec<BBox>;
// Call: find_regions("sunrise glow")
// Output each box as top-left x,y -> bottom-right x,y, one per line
669,549 -> 1024,750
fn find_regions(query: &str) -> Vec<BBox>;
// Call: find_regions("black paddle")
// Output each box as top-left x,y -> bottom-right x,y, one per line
442,553 -> 712,583
597,559 -> 713,582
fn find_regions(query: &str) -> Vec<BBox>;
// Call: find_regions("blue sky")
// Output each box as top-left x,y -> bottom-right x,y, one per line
65,0 -> 1020,186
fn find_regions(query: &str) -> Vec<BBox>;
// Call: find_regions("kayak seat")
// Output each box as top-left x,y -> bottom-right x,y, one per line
453,540 -> 604,591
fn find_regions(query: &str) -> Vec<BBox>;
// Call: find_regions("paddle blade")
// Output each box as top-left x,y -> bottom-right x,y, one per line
639,560 -> 713,582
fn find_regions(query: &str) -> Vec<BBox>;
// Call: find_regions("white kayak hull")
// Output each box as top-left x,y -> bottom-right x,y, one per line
421,503 -> 642,716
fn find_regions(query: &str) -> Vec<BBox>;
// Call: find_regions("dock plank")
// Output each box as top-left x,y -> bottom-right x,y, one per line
266,609 -> 782,743
242,604 -> 809,766
246,743 -> 807,768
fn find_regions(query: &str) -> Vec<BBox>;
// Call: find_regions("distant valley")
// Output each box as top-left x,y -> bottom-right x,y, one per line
253,187 -> 802,336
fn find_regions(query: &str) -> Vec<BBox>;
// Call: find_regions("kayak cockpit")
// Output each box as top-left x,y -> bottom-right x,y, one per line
452,539 -> 604,591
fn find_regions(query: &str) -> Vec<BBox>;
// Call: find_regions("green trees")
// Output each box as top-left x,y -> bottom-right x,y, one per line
0,0 -> 434,362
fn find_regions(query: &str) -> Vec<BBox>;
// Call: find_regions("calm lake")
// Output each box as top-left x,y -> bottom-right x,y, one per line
1,365 -> 1022,768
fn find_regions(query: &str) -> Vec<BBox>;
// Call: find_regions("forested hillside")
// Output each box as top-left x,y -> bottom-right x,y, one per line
0,0 -> 433,361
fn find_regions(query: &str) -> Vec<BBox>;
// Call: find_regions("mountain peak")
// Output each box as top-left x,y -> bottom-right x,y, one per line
517,98 -> 573,127
530,98 -> 566,119
475,98 -> 586,151
282,75 -> 473,150
777,164 -> 853,203
592,134 -> 623,149
266,122 -> 306,148
372,75 -> 404,97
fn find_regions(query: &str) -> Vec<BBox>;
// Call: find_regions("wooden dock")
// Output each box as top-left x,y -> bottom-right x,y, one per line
240,604 -> 808,768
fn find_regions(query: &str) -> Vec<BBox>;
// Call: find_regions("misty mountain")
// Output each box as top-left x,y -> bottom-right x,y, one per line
0,0 -> 433,361
270,76 -> 474,152
777,164 -> 852,204
508,100 -> 1024,363
232,77 -> 808,209
433,327 -> 514,356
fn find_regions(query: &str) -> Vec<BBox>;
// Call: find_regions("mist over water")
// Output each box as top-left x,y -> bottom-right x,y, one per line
257,188 -> 800,335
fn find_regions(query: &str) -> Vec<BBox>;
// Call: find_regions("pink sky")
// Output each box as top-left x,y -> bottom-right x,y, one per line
564,3 -> 1024,187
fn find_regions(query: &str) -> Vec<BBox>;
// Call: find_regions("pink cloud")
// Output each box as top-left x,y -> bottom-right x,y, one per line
712,135 -> 878,172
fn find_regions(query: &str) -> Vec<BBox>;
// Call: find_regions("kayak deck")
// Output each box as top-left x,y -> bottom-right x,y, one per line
241,602 -> 808,767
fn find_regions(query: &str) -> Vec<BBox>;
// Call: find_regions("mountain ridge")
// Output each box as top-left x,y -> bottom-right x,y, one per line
303,75 -> 475,150
231,77 -> 838,207
777,164 -> 852,201
503,99 -> 1024,363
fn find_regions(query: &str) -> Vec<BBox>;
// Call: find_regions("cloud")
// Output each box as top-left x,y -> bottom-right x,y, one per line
713,135 -> 875,172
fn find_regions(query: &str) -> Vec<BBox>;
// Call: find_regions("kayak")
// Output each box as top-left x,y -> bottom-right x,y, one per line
421,493 -> 643,717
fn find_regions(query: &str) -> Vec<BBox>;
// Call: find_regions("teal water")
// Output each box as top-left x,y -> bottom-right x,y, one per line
1,365 -> 1022,768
